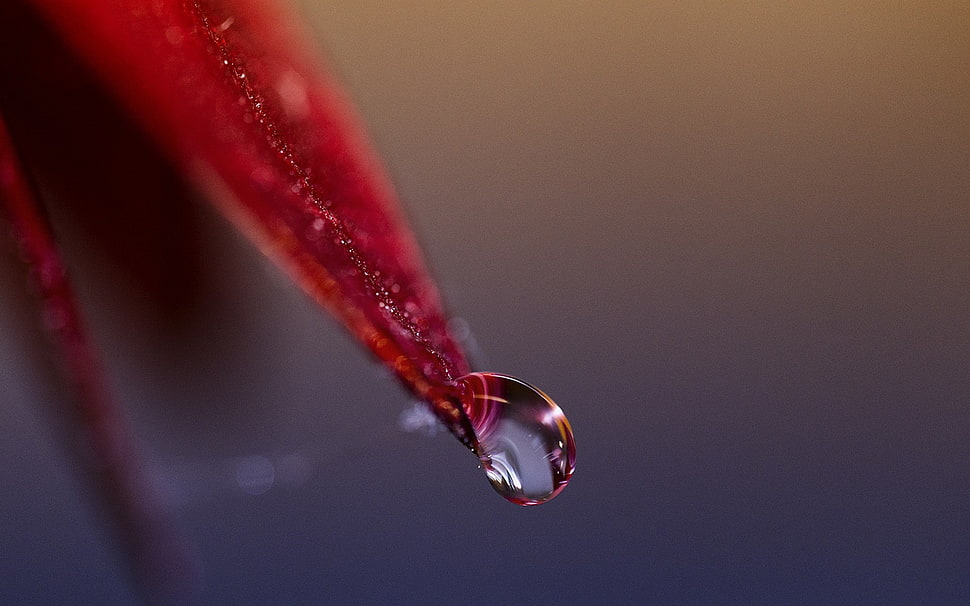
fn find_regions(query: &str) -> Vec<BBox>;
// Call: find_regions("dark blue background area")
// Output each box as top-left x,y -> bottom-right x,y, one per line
1,1 -> 968,604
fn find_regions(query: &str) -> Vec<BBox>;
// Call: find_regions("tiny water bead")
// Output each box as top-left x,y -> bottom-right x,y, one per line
454,372 -> 576,506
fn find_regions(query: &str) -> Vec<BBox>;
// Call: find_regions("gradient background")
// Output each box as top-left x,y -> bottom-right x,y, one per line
1,1 -> 968,603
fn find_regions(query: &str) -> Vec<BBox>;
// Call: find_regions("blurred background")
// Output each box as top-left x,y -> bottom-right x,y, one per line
1,1 -> 968,603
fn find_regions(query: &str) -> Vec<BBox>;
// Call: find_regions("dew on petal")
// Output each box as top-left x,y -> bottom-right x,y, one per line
454,372 -> 575,506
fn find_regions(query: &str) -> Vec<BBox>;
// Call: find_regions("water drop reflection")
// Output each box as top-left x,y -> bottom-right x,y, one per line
455,373 -> 575,506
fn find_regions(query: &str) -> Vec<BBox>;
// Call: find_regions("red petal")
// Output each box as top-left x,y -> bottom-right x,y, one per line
0,112 -> 196,601
28,0 -> 472,430
0,0 -> 205,320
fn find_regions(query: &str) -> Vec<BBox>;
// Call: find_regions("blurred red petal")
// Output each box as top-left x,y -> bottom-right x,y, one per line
0,112 -> 196,601
26,0 -> 472,434
0,0 -> 205,320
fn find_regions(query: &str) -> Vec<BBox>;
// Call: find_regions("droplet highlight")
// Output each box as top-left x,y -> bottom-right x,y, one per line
455,372 -> 576,506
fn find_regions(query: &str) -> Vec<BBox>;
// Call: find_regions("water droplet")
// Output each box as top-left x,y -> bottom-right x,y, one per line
455,372 -> 576,506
